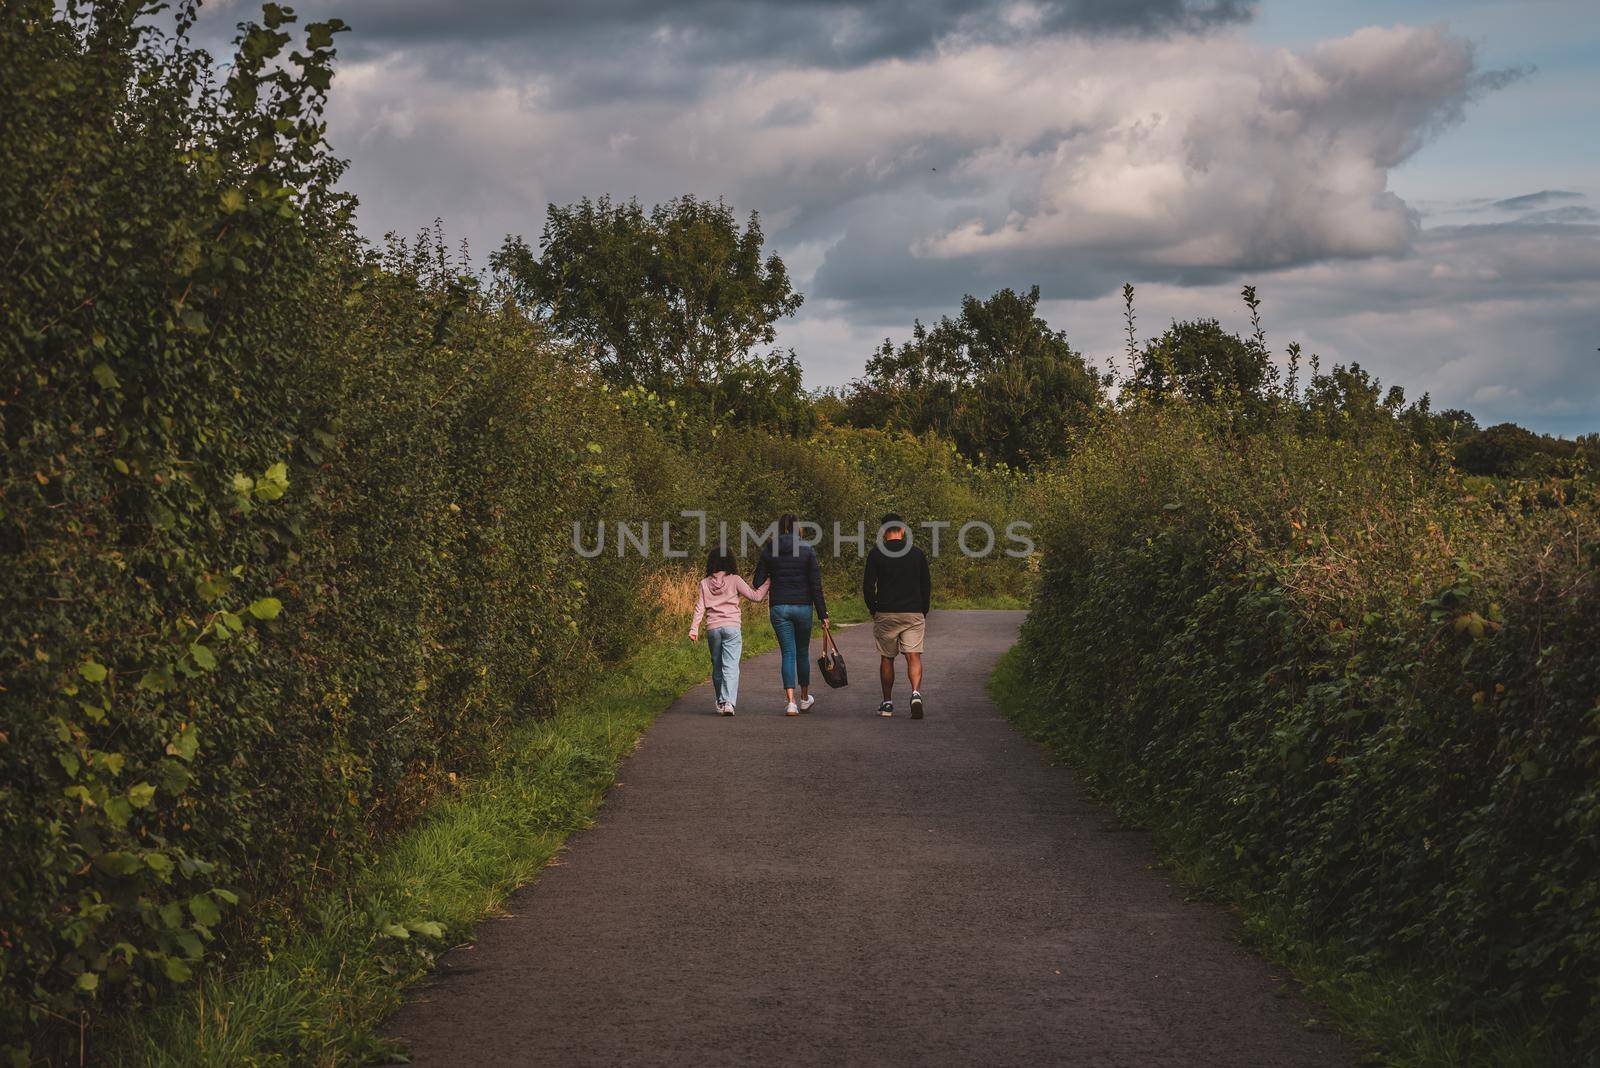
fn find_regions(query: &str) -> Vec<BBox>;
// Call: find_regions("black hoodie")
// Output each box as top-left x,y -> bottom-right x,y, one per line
862,541 -> 931,615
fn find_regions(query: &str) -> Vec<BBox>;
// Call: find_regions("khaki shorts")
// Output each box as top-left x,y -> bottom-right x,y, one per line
873,612 -> 926,657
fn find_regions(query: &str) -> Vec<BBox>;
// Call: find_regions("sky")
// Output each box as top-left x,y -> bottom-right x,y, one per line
204,0 -> 1599,433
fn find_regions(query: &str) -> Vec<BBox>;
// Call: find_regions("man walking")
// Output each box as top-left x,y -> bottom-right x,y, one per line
862,513 -> 931,719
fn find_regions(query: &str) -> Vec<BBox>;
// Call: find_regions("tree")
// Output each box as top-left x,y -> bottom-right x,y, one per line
845,286 -> 1102,466
1291,361 -> 1409,438
491,195 -> 803,397
1129,318 -> 1273,407
1455,423 -> 1576,478
1400,399 -> 1479,450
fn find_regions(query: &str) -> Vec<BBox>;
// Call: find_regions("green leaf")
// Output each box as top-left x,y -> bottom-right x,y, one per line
381,923 -> 410,940
93,851 -> 142,876
144,852 -> 173,876
247,597 -> 283,620
406,920 -> 445,940
138,666 -> 174,693
167,725 -> 200,762
104,796 -> 132,830
212,888 -> 240,906
156,760 -> 192,792
79,660 -> 108,683
159,902 -> 184,929
196,574 -> 230,602
127,782 -> 156,808
91,363 -> 120,390
76,972 -> 99,992
189,643 -> 217,671
188,894 -> 221,928
219,188 -> 246,214
164,956 -> 193,982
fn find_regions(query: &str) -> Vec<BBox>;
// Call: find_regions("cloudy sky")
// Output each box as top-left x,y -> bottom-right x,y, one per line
209,0 -> 1597,433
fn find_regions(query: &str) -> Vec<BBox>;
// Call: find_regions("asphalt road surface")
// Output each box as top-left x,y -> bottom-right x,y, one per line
385,609 -> 1352,1067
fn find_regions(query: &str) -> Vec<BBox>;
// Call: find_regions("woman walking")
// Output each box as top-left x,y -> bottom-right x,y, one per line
753,514 -> 830,716
689,550 -> 768,716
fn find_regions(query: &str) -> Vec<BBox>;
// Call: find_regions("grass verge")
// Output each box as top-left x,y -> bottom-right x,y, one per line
104,597 -> 892,1066
987,645 -> 1556,1068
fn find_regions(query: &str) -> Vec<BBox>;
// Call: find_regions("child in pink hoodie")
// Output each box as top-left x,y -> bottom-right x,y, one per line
689,550 -> 768,716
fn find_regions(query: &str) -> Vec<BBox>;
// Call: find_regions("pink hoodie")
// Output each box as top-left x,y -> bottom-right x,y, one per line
689,572 -> 768,639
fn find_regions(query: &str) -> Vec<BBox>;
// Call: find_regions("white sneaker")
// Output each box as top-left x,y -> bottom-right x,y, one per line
723,704 -> 736,717
799,694 -> 816,712
715,700 -> 726,714
785,702 -> 799,716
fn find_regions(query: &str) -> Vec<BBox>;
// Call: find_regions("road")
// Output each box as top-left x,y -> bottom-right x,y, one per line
384,609 -> 1351,1067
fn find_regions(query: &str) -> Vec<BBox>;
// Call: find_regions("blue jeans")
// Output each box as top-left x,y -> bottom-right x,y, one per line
705,626 -> 742,707
770,603 -> 814,690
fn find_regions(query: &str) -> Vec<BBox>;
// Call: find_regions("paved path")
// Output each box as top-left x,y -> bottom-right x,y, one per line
385,610 -> 1352,1067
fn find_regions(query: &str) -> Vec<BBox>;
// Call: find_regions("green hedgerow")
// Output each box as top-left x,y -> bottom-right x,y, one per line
1017,404 -> 1600,1059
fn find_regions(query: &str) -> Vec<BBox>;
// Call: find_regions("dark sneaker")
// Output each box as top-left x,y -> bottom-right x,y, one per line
910,691 -> 924,719
878,701 -> 894,718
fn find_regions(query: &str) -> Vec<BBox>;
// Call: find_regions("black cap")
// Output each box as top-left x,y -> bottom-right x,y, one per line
880,512 -> 905,528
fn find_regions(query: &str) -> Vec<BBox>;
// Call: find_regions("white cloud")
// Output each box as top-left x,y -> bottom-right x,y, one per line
316,18 -> 1594,431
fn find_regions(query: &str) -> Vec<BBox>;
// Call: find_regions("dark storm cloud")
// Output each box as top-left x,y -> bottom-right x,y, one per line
232,0 -> 1257,107
1492,189 -> 1584,212
314,0 -> 1256,65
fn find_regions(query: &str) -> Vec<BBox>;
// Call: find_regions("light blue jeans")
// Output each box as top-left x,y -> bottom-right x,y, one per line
769,603 -> 814,690
705,625 -> 742,707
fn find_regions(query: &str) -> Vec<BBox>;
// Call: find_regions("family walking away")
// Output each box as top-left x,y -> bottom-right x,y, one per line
689,512 -> 932,719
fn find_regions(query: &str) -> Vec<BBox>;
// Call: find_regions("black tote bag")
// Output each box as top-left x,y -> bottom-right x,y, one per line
816,626 -> 848,689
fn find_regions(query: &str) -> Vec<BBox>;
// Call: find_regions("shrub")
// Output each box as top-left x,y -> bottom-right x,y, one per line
0,9 -> 663,1056
1,2 -> 352,1053
1018,405 -> 1600,1055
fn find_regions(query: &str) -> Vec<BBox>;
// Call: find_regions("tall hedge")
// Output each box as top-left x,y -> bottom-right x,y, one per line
0,5 -> 668,1056
1017,406 -> 1600,1055
0,6 -> 1036,1058
2,0 -> 352,1050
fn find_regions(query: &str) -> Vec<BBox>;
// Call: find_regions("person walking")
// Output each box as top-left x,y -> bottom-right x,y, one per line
862,513 -> 930,718
753,513 -> 829,716
689,550 -> 768,716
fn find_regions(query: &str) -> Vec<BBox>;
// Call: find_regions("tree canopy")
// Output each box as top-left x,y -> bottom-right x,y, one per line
1129,318 -> 1273,405
492,195 -> 803,395
844,286 -> 1102,466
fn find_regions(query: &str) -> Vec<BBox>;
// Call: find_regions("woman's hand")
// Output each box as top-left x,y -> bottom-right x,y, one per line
689,630 -> 699,642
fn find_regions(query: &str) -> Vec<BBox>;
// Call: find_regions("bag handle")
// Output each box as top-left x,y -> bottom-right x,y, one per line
819,625 -> 840,660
